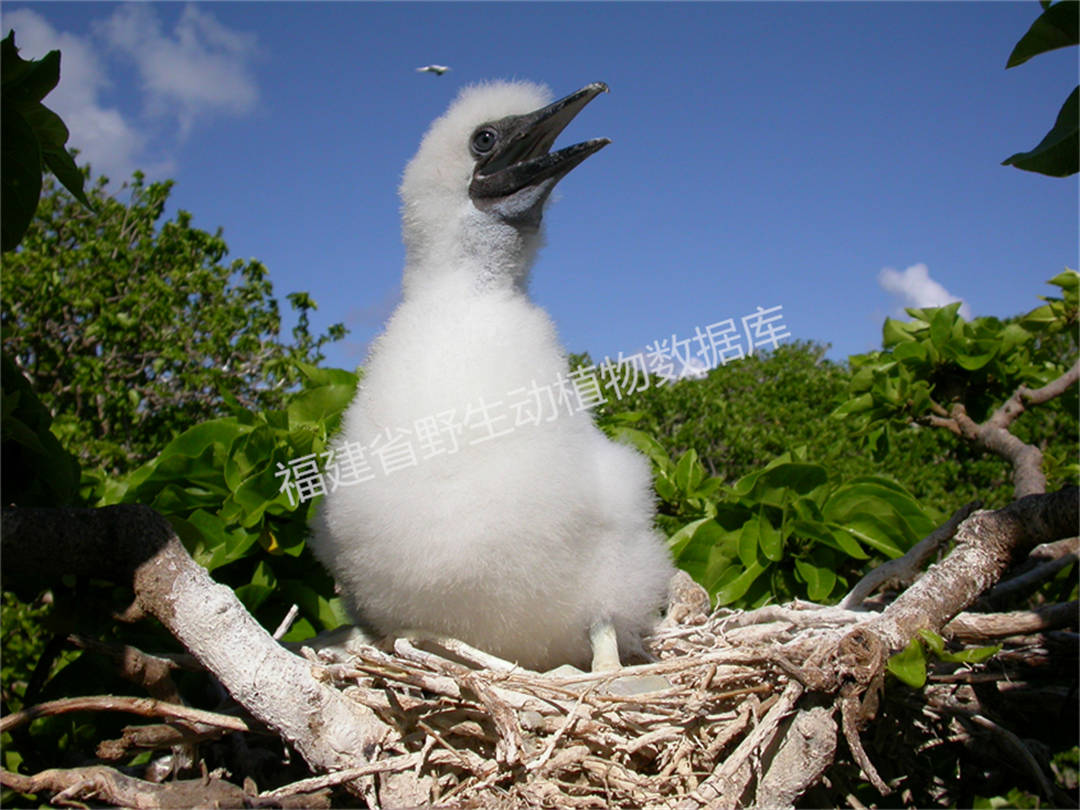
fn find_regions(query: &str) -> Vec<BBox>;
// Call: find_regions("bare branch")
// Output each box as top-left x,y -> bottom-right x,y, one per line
853,488 -> 1078,651
67,635 -> 183,703
0,765 -> 250,809
925,360 -> 1078,499
752,706 -> 838,809
0,695 -> 249,735
1,504 -> 391,786
676,680 -> 804,809
96,721 -> 232,761
948,403 -> 1046,498
840,501 -> 981,609
1016,358 -> 1080,411
944,600 -> 1078,642
975,541 -> 1078,610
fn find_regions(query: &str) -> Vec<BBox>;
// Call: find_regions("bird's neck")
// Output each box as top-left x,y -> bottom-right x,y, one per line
403,214 -> 542,297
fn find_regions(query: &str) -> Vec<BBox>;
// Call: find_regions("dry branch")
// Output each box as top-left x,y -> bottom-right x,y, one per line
66,635 -> 184,703
853,488 -> 1078,651
925,358 -> 1079,499
945,600 -> 1078,642
975,536 -> 1079,610
1,504 -> 391,790
0,765 -> 250,809
0,695 -> 249,735
839,501 -> 981,609
0,764 -> 328,809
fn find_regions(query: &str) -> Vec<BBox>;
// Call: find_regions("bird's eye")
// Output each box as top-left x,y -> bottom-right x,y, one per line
471,128 -> 497,155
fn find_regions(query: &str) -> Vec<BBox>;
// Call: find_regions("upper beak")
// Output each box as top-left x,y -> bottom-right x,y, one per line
469,82 -> 611,200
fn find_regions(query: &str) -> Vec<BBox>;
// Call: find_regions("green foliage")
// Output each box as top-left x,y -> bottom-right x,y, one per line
591,342 -> 858,484
89,361 -> 361,640
886,630 -> 1001,688
1,30 -> 91,252
1,352 -> 81,508
603,413 -> 939,606
591,275 -> 1077,609
2,171 -> 347,474
834,271 -> 1079,500
1002,1 -> 1079,177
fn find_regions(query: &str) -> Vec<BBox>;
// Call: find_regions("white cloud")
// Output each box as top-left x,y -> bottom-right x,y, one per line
1,8 -> 148,182
98,4 -> 258,137
0,4 -> 259,185
878,263 -> 972,320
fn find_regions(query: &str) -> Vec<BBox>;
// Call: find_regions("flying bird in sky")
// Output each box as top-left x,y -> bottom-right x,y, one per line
416,64 -> 450,75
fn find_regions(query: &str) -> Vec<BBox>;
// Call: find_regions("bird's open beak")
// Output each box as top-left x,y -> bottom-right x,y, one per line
470,82 -> 611,203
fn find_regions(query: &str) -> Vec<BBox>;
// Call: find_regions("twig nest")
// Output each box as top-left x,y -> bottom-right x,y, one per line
305,590 -> 865,808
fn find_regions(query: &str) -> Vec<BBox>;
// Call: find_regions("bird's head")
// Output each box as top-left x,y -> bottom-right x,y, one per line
400,80 -> 609,292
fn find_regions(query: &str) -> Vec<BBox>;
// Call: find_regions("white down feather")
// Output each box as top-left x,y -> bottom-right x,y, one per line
309,81 -> 674,670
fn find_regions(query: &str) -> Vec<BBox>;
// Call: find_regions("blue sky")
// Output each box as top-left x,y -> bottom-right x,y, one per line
4,1 -> 1078,373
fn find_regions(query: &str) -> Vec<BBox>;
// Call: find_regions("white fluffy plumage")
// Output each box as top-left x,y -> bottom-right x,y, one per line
309,81 -> 674,671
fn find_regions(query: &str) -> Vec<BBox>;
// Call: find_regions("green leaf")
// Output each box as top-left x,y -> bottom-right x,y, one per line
42,138 -> 92,208
794,557 -> 835,602
1,106 -> 41,252
224,425 -> 278,491
892,340 -> 928,363
279,580 -> 349,632
610,426 -> 674,473
287,383 -> 356,427
823,476 -> 937,546
293,361 -> 360,389
654,473 -> 678,503
1,34 -> 60,102
733,462 -> 828,505
882,317 -> 917,347
1019,303 -> 1057,331
712,557 -> 768,606
667,516 -> 713,558
953,350 -> 997,371
1006,0 -> 1080,68
1002,85 -> 1079,177
998,323 -> 1033,353
828,514 -> 906,558
887,637 -> 927,688
917,630 -> 1001,664
789,518 -> 870,560
738,517 -> 759,568
674,448 -> 706,494
830,392 -> 873,419
235,560 -> 278,613
155,417 -> 251,463
1048,268 -> 1080,291
225,459 -> 298,528
757,508 -> 783,562
929,304 -> 961,350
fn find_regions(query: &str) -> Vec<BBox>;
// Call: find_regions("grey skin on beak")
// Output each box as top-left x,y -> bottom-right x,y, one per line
469,82 -> 611,227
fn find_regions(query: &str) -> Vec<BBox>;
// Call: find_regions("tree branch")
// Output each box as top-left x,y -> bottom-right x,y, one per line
839,501 -> 980,610
846,488 -> 1078,652
0,695 -> 248,735
1,504 -> 391,789
928,359 -> 1079,498
944,600 -> 1078,642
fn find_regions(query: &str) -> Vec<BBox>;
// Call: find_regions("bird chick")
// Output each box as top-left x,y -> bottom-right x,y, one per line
309,81 -> 674,672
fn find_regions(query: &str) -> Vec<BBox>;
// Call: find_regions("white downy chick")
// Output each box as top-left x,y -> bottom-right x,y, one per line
310,81 -> 674,671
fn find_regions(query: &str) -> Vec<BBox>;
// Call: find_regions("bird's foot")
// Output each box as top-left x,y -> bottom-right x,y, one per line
547,619 -> 671,695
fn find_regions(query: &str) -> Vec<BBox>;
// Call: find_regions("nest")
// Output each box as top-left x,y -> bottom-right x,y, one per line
291,572 -> 856,809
